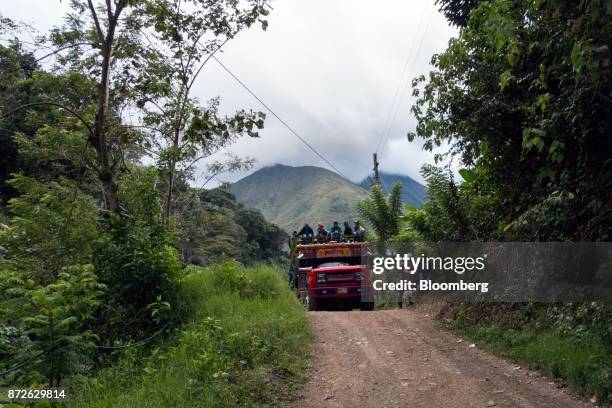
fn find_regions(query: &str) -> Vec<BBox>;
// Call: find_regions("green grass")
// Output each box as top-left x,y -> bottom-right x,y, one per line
69,262 -> 312,408
449,314 -> 612,405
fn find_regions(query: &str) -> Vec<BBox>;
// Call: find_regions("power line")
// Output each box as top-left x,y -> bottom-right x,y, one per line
0,323 -> 169,378
0,350 -> 48,378
377,4 -> 436,162
380,175 -> 390,194
375,1 -> 430,155
379,7 -> 435,161
96,323 -> 169,350
211,55 -> 348,180
0,339 -> 66,379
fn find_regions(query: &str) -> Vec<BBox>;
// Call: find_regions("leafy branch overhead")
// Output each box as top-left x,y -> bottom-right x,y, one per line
2,0 -> 269,216
130,0 -> 269,220
408,0 -> 612,241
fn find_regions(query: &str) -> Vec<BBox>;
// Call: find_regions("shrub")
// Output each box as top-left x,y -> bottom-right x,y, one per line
0,264 -> 105,387
70,262 -> 312,408
1,175 -> 98,283
93,217 -> 181,341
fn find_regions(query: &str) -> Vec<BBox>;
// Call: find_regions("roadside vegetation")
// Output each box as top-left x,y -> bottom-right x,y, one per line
444,304 -> 612,404
356,0 -> 611,404
69,262 -> 311,408
0,1 -> 307,405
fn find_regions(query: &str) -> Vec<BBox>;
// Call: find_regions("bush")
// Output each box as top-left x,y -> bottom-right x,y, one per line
445,303 -> 612,404
69,262 -> 311,408
1,175 -> 98,283
0,264 -> 105,387
0,174 -> 107,387
93,216 -> 182,341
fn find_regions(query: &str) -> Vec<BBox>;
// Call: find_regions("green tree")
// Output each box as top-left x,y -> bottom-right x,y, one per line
356,183 -> 403,242
23,265 -> 105,387
2,1 -> 266,215
401,165 -> 480,242
132,0 -> 269,221
0,41 -> 92,204
409,0 -> 612,241
234,206 -> 287,261
0,42 -> 36,203
92,171 -> 182,339
1,175 -> 98,283
178,184 -> 287,265
0,264 -> 105,387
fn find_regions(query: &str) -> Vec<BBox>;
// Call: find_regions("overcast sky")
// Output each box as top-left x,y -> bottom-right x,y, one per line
2,0 -> 457,185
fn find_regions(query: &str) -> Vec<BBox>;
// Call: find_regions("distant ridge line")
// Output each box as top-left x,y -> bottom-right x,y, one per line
229,164 -> 426,232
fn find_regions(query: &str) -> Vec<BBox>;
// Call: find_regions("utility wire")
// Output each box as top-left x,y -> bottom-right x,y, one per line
96,323 -> 169,350
211,55 -> 348,180
375,1 -> 430,155
0,339 -> 66,379
0,324 -> 170,378
377,4 -> 436,162
0,350 -> 48,378
380,176 -> 390,194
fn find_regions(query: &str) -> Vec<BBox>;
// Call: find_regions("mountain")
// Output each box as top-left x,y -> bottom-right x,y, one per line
231,164 -> 367,232
359,172 -> 427,208
231,165 -> 428,232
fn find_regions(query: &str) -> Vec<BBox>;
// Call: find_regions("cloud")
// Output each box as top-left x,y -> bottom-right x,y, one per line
194,0 -> 457,184
3,0 -> 457,185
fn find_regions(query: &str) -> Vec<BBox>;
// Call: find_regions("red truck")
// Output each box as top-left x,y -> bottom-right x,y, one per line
292,241 -> 373,311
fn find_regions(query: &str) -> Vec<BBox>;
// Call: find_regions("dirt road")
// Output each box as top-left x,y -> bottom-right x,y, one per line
291,308 -> 590,408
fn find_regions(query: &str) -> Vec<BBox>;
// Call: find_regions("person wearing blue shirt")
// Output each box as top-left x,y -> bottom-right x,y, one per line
329,221 -> 342,241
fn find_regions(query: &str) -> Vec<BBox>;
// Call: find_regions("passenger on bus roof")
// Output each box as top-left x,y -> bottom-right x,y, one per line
343,222 -> 353,241
316,223 -> 328,242
353,221 -> 365,241
329,221 -> 342,241
297,223 -> 314,237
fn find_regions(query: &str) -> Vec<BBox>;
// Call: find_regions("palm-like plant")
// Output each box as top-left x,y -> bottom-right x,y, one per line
356,182 -> 403,242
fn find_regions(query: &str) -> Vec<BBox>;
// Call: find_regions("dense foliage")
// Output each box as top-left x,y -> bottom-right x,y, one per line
69,262 -> 311,408
179,184 -> 288,265
407,0 -> 612,242
0,0 -> 285,391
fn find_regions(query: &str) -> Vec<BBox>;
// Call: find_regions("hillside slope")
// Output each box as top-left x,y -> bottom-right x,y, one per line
231,164 -> 367,232
359,172 -> 427,208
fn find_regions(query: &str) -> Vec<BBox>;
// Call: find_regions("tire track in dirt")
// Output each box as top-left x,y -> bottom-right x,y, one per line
290,308 -> 590,408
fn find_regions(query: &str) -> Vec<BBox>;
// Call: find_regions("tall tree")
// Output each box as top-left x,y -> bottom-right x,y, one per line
133,0 -> 268,221
3,1 -> 268,216
409,0 -> 612,240
43,0 -> 138,213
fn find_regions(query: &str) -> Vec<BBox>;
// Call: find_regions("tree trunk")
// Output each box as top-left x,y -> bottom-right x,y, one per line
164,164 -> 175,221
164,127 -> 181,222
88,0 -> 124,214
